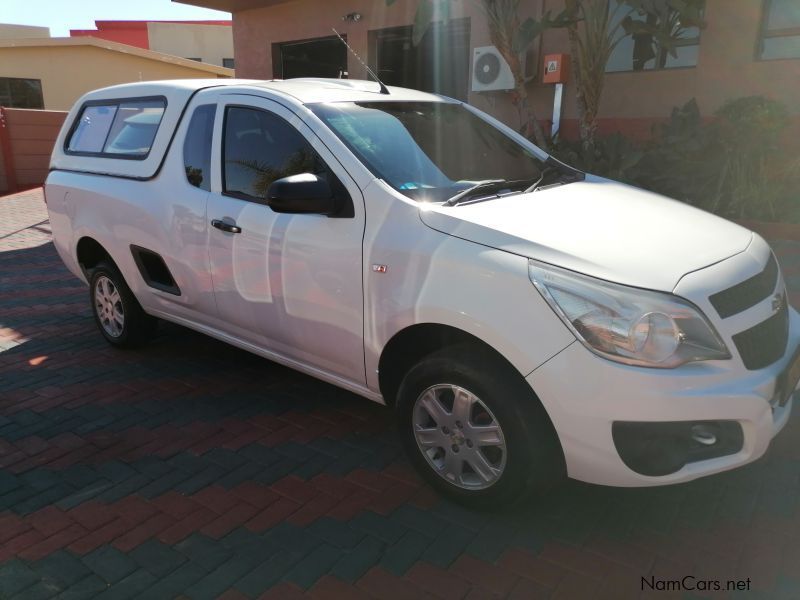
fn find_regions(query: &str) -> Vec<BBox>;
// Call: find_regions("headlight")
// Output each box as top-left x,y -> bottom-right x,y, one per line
528,259 -> 730,368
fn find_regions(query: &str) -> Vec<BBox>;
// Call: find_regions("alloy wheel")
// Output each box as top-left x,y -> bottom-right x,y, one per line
412,383 -> 507,490
94,275 -> 125,338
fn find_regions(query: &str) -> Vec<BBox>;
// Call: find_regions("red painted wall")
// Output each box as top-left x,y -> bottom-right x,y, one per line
70,22 -> 149,49
70,21 -> 232,51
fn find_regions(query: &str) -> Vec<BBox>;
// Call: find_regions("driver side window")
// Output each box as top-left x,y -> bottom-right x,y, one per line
222,105 -> 327,201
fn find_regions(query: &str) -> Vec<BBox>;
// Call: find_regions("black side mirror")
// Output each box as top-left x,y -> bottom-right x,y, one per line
266,173 -> 334,215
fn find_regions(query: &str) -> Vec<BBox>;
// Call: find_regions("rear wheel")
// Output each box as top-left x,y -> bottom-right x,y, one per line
89,261 -> 156,348
396,345 -> 564,508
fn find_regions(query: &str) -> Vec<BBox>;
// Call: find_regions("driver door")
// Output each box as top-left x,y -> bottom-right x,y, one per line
206,94 -> 366,383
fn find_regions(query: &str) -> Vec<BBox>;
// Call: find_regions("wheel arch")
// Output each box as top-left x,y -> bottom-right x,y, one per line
378,323 -> 523,408
76,236 -> 116,276
384,323 -> 568,499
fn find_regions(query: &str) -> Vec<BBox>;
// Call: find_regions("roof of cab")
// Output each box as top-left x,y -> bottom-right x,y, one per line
78,77 -> 453,106
49,78 -> 452,180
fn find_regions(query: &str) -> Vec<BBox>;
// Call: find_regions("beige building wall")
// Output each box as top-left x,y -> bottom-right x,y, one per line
0,24 -> 50,39
0,41 -> 231,111
230,0 -> 799,135
537,0 -> 800,120
148,22 -> 234,67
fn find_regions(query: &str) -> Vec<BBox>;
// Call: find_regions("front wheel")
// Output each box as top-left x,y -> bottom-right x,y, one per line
396,345 -> 564,508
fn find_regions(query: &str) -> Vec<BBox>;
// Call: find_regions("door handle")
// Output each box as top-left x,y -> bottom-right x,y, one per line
211,219 -> 242,234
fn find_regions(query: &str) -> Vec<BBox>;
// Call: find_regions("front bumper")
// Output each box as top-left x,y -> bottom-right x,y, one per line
527,308 -> 799,487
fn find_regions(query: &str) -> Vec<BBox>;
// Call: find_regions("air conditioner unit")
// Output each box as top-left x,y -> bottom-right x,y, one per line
471,46 -> 514,92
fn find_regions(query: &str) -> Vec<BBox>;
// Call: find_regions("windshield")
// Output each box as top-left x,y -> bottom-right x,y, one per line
310,101 -> 548,202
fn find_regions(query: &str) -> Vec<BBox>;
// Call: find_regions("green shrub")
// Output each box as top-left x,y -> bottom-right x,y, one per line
551,96 -> 800,223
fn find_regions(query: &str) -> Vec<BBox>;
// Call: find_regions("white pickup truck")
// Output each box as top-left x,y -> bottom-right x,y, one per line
45,78 -> 798,506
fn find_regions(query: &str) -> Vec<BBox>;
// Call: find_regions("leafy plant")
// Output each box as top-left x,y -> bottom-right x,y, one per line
629,97 -> 720,203
565,96 -> 800,223
710,96 -> 796,221
550,132 -> 644,182
635,96 -> 800,221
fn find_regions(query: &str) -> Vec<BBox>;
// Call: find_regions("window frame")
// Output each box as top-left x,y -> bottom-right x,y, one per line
758,0 -> 800,61
64,95 -> 168,161
221,103 -> 331,204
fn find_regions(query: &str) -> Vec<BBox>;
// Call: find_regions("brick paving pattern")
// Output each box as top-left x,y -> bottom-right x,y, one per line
1,188 -> 800,599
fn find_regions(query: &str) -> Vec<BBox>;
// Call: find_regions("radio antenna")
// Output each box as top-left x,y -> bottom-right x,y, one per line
331,28 -> 390,95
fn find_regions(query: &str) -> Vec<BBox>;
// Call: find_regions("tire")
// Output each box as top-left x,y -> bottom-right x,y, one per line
396,344 -> 565,508
89,260 -> 157,348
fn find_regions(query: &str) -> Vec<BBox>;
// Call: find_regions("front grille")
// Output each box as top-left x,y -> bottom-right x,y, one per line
731,294 -> 789,370
709,253 -> 778,318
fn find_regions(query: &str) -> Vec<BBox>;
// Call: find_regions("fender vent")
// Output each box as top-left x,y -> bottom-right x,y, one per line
130,245 -> 181,296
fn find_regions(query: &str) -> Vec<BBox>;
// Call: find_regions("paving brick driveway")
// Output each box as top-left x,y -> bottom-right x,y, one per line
2,188 -> 800,600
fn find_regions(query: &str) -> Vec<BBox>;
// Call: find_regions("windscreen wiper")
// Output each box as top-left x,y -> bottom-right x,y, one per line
523,173 -> 545,194
525,159 -> 586,194
444,178 -> 545,207
444,180 -> 508,207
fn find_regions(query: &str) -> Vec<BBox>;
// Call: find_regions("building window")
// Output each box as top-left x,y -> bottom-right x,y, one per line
273,36 -> 348,80
606,1 -> 704,72
372,19 -> 471,101
0,77 -> 44,109
223,58 -> 235,69
760,0 -> 800,59
186,57 -> 202,62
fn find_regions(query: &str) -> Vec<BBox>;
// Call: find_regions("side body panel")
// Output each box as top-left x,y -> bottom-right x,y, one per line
45,90 -> 230,326
205,93 -> 367,383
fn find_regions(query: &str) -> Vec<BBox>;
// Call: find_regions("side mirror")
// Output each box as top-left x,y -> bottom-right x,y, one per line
266,173 -> 334,215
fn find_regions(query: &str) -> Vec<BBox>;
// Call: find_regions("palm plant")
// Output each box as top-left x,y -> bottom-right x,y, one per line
564,0 -> 705,149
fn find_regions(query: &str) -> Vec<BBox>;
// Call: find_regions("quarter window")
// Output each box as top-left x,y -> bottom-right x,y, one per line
67,98 -> 166,158
0,77 -> 44,109
760,0 -> 800,59
223,106 -> 326,200
183,104 -> 217,191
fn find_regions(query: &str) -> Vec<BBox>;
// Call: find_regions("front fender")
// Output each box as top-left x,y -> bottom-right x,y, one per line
364,214 -> 574,393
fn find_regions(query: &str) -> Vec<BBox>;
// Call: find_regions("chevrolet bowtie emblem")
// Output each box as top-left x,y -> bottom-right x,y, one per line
772,293 -> 784,313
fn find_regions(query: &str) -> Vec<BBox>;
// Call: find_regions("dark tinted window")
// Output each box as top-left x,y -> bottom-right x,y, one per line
0,77 -> 44,109
183,104 -> 216,190
67,98 -> 165,158
223,58 -> 235,69
223,106 -> 325,200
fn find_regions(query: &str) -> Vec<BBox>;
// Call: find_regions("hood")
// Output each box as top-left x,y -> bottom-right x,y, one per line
419,177 -> 753,292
